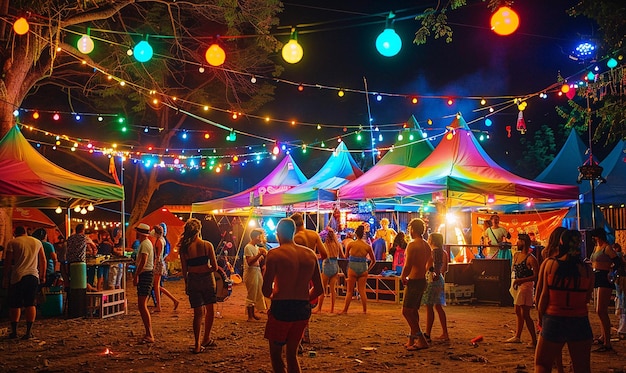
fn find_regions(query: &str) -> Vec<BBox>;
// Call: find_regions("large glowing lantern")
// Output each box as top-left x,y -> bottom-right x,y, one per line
490,7 -> 519,36
205,44 -> 226,66
133,40 -> 153,63
282,29 -> 303,64
376,29 -> 402,57
77,35 -> 95,54
376,12 -> 402,57
13,17 -> 29,35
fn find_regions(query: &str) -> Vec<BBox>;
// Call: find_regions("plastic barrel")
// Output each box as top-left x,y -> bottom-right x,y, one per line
70,262 -> 87,289
40,292 -> 63,317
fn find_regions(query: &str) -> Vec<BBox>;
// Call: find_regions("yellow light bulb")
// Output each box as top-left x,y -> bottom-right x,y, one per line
282,39 -> 303,64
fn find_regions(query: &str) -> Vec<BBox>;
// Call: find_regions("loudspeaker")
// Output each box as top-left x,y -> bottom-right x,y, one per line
445,263 -> 473,285
471,259 -> 513,306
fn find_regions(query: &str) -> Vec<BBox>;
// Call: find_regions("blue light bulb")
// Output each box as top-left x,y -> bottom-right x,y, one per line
375,28 -> 402,57
133,41 -> 153,63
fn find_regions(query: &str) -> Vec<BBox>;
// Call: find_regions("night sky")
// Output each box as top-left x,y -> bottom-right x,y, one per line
20,0 -> 605,208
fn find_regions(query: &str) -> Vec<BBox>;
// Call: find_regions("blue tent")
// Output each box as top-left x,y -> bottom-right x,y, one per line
594,140 -> 626,204
535,129 -> 591,196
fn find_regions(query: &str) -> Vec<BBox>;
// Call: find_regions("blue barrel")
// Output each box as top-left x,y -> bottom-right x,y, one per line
70,262 -> 87,289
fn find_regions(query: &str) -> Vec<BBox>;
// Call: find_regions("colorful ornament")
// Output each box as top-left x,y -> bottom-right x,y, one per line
516,111 -> 526,134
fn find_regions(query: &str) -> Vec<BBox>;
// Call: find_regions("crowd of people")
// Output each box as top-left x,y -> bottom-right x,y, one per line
2,213 -> 626,373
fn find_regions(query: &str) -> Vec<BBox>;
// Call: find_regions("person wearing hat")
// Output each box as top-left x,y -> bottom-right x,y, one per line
133,223 -> 155,344
589,227 -> 619,352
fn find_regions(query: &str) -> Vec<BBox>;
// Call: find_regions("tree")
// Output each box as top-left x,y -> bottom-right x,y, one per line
0,0 -> 282,244
516,124 -> 558,179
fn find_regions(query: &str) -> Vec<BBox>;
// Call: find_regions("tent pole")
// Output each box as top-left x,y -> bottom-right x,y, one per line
120,156 -> 126,248
317,189 -> 320,231
66,207 -> 71,238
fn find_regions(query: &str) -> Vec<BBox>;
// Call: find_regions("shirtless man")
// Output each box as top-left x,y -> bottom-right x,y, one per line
400,218 -> 432,351
290,212 -> 328,260
262,218 -> 324,373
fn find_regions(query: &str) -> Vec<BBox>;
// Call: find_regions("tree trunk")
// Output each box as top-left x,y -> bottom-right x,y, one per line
125,168 -> 159,246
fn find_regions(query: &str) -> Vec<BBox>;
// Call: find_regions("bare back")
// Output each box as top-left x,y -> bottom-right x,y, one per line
402,238 -> 432,280
262,242 -> 323,301
294,228 -> 328,259
181,237 -> 217,274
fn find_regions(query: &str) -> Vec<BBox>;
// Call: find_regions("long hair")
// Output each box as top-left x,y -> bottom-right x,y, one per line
178,218 -> 202,255
545,226 -> 567,258
553,229 -> 584,289
393,231 -> 407,250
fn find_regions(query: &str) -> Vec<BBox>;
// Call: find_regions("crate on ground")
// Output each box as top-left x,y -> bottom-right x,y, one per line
86,289 -> 126,318
445,283 -> 474,304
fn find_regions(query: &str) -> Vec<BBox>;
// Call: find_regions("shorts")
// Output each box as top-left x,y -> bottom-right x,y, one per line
265,311 -> 309,346
322,258 -> 339,277
187,272 -> 217,308
594,270 -> 615,289
541,314 -> 592,342
8,275 -> 39,308
348,261 -> 368,277
403,278 -> 427,309
137,271 -> 154,297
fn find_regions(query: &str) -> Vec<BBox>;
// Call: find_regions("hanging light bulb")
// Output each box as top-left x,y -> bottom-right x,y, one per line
13,17 -> 29,35
206,43 -> 226,66
607,58 -> 618,69
80,207 -> 87,215
87,203 -> 95,211
133,39 -> 153,63
74,206 -> 81,213
490,6 -> 520,36
282,28 -> 303,64
376,12 -> 402,57
55,206 -> 63,214
77,29 -> 95,54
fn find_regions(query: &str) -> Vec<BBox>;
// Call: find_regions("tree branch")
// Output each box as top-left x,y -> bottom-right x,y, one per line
155,177 -> 230,195
62,1 -> 137,27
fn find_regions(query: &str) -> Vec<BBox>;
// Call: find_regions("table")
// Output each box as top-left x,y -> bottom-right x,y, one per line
336,273 -> 404,304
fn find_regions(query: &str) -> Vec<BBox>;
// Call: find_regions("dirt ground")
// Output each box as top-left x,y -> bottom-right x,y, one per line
0,277 -> 624,373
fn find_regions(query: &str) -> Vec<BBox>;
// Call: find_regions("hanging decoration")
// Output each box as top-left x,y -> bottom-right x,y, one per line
490,6 -> 520,36
205,43 -> 226,66
13,17 -> 29,35
282,28 -> 303,64
375,12 -> 402,57
133,39 -> 153,63
77,30 -> 95,54
516,111 -> 526,134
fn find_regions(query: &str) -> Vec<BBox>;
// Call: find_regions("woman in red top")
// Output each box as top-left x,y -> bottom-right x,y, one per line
535,230 -> 593,373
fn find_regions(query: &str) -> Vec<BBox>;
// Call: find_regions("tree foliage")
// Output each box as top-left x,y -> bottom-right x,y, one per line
516,124 -> 558,178
0,0 -> 283,242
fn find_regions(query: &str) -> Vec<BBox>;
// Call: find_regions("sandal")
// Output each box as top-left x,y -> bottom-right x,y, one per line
423,333 -> 432,344
201,339 -> 217,348
592,345 -> 613,353
192,346 -> 206,354
592,338 -> 604,345
406,343 -> 428,351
